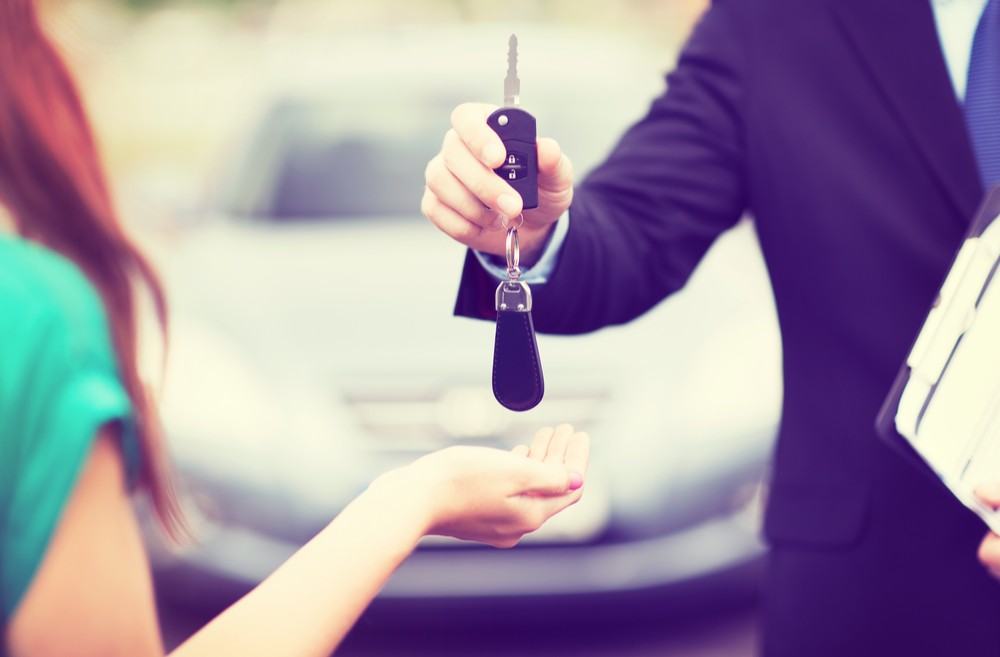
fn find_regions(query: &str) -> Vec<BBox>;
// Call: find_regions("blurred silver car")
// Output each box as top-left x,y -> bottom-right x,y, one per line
147,26 -> 782,620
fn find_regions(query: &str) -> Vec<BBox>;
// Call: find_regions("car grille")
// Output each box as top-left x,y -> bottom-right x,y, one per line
341,375 -> 611,453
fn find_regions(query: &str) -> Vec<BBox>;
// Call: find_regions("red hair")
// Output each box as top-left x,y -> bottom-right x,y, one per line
0,0 -> 184,538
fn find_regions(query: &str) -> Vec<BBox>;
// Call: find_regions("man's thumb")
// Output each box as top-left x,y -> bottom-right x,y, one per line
975,482 -> 1000,508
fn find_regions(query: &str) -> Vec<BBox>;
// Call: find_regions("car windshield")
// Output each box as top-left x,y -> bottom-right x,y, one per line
268,133 -> 428,219
212,57 -> 661,223
217,97 -> 447,220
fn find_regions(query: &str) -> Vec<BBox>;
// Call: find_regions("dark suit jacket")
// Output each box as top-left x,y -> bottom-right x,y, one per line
455,0 -> 1000,654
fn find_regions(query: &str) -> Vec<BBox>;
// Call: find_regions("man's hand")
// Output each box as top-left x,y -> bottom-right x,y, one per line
974,483 -> 1000,578
422,102 -> 574,264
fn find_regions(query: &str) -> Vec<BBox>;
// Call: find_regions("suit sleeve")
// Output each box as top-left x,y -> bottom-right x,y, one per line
455,0 -> 749,333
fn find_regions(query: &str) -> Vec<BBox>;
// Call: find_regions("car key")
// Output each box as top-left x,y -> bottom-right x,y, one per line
487,35 -> 538,209
487,35 -> 544,412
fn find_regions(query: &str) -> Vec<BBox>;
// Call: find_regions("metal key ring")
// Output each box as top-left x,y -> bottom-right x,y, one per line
501,213 -> 524,231
506,226 -> 521,280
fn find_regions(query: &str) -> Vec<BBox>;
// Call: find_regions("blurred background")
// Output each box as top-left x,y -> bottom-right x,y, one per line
42,0 -> 783,654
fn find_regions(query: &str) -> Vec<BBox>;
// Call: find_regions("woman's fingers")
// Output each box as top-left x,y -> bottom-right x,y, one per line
564,431 -> 590,481
520,425 -> 588,495
528,424 -> 583,466
527,426 -> 553,461
542,424 -> 575,466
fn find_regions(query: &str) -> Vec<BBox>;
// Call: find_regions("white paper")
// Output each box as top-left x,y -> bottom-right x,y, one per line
896,215 -> 1000,533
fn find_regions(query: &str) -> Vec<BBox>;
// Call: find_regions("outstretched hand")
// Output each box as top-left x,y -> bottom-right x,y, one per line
387,424 -> 589,548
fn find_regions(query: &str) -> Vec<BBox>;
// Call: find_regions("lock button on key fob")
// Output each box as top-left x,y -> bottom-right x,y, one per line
488,108 -> 537,208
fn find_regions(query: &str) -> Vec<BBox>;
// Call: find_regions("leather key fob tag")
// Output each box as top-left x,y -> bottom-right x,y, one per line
493,280 -> 544,411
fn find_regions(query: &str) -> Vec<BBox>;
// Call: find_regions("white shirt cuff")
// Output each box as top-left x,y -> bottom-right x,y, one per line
472,213 -> 570,284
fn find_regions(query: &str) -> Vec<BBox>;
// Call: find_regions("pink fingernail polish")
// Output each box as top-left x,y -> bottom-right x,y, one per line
569,472 -> 584,490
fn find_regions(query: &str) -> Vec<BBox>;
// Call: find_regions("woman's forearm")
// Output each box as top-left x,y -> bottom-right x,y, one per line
165,433 -> 586,657
169,469 -> 431,657
7,428 -> 584,657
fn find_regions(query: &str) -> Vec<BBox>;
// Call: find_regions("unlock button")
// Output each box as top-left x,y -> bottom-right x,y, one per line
498,151 -> 526,181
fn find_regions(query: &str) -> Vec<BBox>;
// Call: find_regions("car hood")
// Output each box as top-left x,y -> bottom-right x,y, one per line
151,215 -> 781,541
160,215 -> 769,379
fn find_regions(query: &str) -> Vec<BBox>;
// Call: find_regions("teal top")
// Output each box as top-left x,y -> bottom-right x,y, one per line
0,234 -> 139,632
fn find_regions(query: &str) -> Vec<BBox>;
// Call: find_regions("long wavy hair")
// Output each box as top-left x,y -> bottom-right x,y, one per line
0,0 -> 184,539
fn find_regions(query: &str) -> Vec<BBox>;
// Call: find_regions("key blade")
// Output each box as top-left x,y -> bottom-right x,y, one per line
503,34 -> 520,107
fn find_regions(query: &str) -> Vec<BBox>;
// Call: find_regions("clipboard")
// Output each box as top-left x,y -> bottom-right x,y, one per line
877,186 -> 1000,534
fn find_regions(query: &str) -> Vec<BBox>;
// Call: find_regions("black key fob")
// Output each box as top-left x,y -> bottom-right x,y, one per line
494,279 -> 544,411
487,107 -> 538,210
